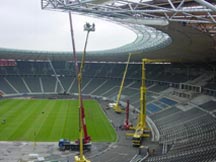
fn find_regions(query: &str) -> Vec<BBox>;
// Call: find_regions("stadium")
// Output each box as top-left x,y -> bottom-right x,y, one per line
0,0 -> 216,162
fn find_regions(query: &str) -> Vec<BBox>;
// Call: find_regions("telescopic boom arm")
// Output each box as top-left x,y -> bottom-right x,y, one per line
113,53 -> 131,113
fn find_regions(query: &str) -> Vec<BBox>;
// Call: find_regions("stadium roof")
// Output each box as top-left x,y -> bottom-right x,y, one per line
0,0 -> 216,63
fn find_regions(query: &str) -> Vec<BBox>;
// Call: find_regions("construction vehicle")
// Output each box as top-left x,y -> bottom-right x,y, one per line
130,58 -> 150,146
112,53 -> 131,113
58,139 -> 91,151
58,98 -> 92,151
73,20 -> 95,162
78,97 -> 92,144
57,14 -> 94,162
122,100 -> 133,130
128,58 -> 171,146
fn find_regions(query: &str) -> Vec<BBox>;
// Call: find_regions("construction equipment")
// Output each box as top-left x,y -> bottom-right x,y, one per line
79,98 -> 91,144
58,99 -> 92,152
129,58 -> 171,146
58,139 -> 91,151
123,100 -> 133,130
112,53 -> 131,113
131,58 -> 150,146
74,21 -> 95,162
67,13 -> 95,162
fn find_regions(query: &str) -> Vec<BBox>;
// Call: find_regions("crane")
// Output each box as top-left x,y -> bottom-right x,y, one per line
68,13 -> 95,162
79,98 -> 91,144
123,99 -> 133,130
128,58 -> 169,146
112,53 -> 131,113
75,22 -> 95,147
74,22 -> 95,162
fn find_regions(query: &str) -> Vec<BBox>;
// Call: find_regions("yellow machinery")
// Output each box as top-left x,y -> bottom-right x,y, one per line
69,16 -> 95,162
129,58 -> 169,146
74,36 -> 90,162
113,53 -> 131,113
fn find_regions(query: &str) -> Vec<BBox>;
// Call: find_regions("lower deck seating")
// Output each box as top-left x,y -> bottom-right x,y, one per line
147,103 -> 161,113
6,76 -> 29,93
148,85 -> 169,93
159,98 -> 177,106
0,77 -> 16,94
24,76 -> 41,93
41,76 -> 56,92
199,100 -> 216,112
146,107 -> 216,162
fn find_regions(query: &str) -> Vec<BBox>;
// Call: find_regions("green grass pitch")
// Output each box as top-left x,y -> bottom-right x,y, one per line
0,99 -> 116,142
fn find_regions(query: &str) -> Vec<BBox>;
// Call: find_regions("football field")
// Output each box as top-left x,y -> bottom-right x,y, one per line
0,99 -> 116,142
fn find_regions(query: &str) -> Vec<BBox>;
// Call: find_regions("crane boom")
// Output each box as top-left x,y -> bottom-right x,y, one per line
78,23 -> 91,145
80,100 -> 91,143
123,100 -> 132,130
113,53 -> 131,113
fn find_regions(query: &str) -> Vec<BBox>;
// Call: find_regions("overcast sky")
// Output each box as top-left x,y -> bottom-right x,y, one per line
0,0 -> 136,52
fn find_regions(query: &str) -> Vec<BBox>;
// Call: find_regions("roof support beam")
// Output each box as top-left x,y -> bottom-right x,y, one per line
169,18 -> 212,23
41,0 -> 216,24
167,0 -> 176,11
207,12 -> 216,23
194,0 -> 216,12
